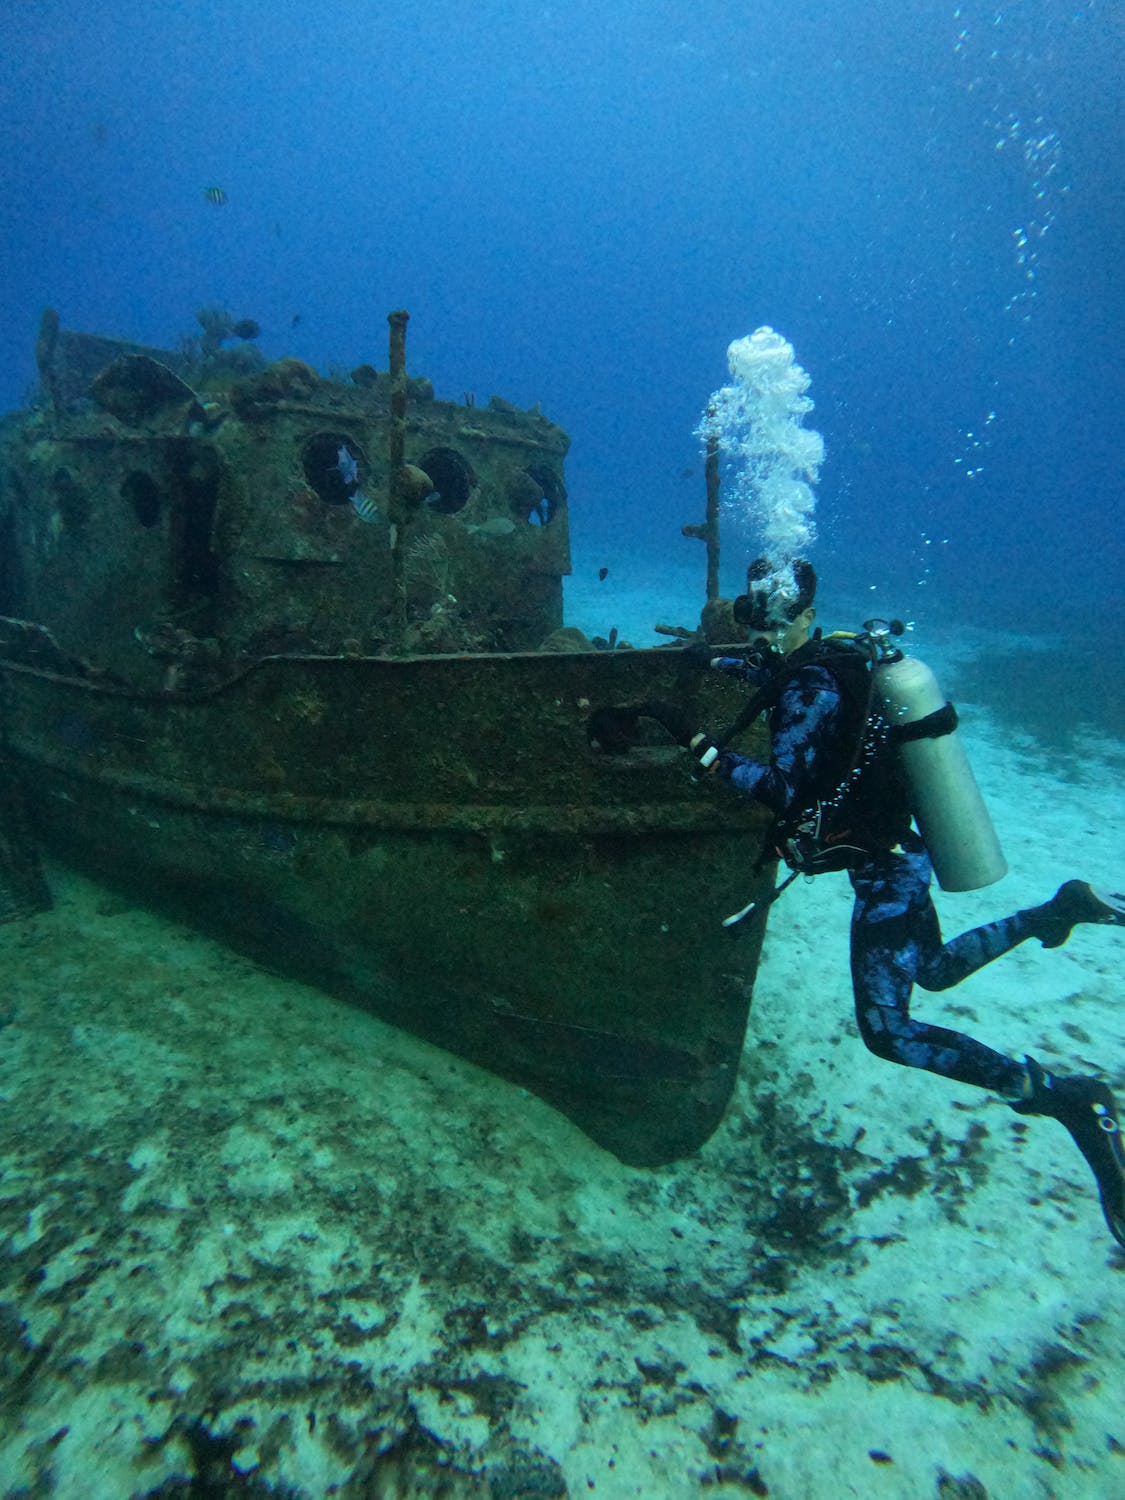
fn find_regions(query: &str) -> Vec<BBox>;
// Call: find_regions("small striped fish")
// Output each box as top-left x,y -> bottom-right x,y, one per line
203,185 -> 228,206
350,490 -> 380,523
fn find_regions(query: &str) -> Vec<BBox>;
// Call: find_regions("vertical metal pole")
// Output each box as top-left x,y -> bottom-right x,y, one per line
682,411 -> 723,610
387,309 -> 409,648
703,424 -> 721,601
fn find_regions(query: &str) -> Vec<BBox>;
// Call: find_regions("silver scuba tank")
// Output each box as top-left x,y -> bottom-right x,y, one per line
873,653 -> 1007,892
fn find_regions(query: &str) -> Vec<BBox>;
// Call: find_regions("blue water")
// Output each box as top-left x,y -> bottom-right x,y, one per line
1,0 -> 1120,633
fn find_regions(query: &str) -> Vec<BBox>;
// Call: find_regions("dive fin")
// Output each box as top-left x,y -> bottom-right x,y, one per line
1014,1057 -> 1125,1249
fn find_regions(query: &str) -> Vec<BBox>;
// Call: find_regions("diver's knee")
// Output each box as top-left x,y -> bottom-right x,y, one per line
856,1009 -> 903,1063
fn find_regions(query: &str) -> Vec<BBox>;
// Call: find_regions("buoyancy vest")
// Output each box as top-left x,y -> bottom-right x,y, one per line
736,636 -> 914,873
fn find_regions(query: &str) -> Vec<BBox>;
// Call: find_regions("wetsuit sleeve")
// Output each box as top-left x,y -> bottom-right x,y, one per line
715,666 -> 844,816
712,655 -> 775,688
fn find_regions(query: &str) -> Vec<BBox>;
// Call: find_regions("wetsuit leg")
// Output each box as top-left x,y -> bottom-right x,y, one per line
849,838 -> 1027,1095
914,902 -> 1036,991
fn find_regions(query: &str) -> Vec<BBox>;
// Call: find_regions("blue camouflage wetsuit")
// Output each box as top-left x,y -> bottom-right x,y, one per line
712,655 -> 1030,1098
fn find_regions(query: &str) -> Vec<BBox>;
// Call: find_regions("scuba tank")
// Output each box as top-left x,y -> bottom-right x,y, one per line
872,648 -> 1006,893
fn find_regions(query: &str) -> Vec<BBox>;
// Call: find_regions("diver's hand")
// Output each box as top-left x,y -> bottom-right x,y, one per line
688,732 -> 721,776
636,701 -> 721,775
602,702 -> 722,775
637,700 -> 697,747
743,644 -> 782,675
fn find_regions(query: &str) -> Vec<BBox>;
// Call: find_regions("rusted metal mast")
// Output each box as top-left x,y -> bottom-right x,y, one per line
387,309 -> 410,646
681,420 -> 721,601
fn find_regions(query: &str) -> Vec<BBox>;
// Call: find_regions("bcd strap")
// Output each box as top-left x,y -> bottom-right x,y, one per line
893,700 -> 958,743
722,869 -> 799,928
713,633 -> 851,750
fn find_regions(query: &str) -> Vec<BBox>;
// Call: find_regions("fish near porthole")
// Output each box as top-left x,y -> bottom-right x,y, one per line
301,432 -> 369,505
521,464 -> 565,527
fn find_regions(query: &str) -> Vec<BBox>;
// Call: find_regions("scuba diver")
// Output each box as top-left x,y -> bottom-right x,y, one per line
601,557 -> 1125,1249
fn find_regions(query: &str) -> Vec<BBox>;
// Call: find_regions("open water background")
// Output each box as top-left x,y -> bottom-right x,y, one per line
0,0 -> 1120,708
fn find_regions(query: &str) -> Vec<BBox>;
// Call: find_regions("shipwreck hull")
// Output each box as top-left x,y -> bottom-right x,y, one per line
0,635 -> 775,1165
0,314 -> 778,1162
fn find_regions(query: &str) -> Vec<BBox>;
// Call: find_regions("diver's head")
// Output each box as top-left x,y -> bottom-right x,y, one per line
733,556 -> 817,654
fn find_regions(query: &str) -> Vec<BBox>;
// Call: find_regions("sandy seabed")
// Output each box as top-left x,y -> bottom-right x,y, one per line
1,564 -> 1122,1499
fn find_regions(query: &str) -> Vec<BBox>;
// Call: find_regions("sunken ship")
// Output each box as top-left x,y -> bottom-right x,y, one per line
0,309 -> 776,1165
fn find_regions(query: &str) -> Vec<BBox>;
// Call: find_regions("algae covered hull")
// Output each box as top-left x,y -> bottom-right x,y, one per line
0,314 -> 776,1162
0,633 -> 773,1163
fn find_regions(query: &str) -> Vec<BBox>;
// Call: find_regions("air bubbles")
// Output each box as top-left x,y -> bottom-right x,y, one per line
951,8 -> 1068,327
991,111 -> 1062,317
953,411 -> 993,480
698,328 -> 823,576
913,531 -> 950,589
